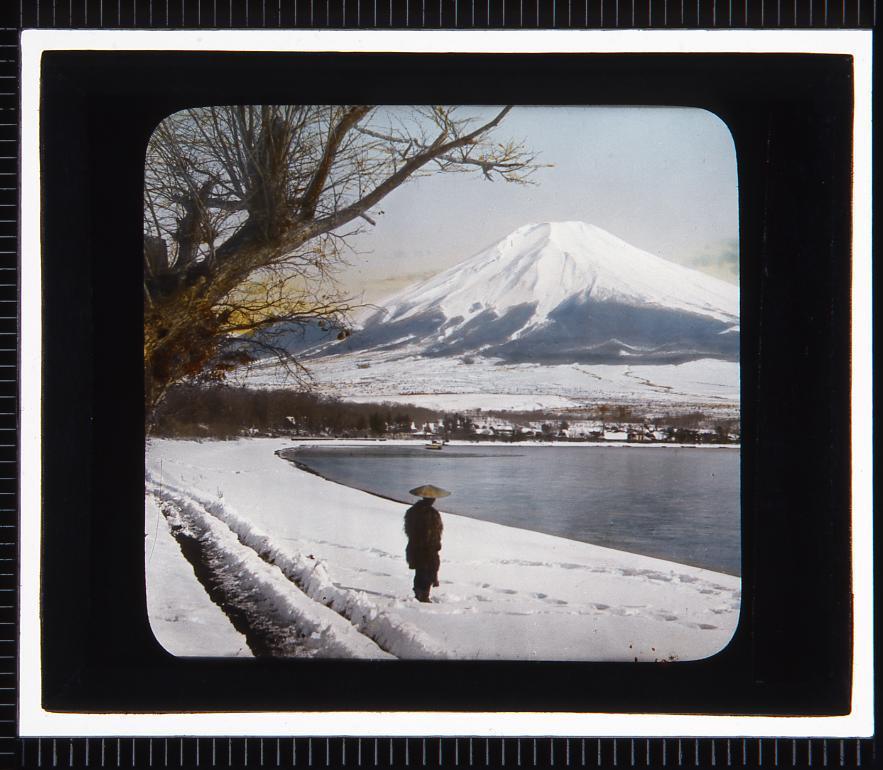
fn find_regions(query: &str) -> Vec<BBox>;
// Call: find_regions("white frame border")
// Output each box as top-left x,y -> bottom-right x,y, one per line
19,28 -> 873,738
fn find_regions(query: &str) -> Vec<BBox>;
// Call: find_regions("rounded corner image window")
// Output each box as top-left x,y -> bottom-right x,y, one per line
145,105 -> 741,661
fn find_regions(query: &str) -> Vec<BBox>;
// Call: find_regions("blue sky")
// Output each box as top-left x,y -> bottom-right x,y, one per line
337,106 -> 739,303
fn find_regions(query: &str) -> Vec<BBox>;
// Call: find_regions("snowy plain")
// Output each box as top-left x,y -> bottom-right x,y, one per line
146,438 -> 741,661
239,352 -> 740,416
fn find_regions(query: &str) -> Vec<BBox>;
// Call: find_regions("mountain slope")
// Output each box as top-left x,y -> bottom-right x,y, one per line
382,221 -> 737,326
320,221 -> 739,365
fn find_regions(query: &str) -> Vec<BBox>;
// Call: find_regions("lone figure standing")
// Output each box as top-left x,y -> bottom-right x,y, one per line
404,484 -> 449,602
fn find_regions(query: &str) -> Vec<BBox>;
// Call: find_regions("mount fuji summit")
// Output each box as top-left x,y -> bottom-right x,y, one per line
310,221 -> 739,366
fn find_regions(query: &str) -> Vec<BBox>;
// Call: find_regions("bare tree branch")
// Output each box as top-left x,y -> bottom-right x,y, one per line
299,106 -> 372,220
143,105 -> 543,424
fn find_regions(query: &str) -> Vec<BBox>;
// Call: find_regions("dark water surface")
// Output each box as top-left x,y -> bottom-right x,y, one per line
281,444 -> 741,576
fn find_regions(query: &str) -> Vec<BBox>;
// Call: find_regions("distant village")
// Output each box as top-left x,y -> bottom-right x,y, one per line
283,412 -> 741,445
153,385 -> 740,445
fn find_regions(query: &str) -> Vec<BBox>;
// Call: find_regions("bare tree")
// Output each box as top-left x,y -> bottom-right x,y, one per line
144,105 -> 541,424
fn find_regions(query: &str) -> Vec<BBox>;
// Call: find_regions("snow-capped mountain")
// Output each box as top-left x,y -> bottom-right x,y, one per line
314,221 -> 739,365
381,221 -> 737,325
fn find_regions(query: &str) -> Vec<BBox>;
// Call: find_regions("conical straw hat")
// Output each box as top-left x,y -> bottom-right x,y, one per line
409,484 -> 451,498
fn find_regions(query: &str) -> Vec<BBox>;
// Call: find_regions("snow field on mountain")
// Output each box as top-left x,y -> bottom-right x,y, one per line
381,222 -> 739,330
146,438 -> 741,660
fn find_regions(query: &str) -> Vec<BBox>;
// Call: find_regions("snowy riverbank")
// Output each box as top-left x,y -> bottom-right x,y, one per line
145,438 -> 741,661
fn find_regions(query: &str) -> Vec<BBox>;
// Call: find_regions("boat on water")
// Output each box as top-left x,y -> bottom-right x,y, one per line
424,440 -> 444,450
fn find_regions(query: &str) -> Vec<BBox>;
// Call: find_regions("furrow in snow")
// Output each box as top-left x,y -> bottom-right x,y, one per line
145,495 -> 252,657
147,475 -> 451,660
147,482 -> 393,659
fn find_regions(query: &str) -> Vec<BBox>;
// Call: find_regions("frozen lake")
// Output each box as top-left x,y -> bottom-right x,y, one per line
280,444 -> 741,576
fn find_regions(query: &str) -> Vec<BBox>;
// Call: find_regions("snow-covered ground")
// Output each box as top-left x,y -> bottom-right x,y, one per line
239,352 -> 740,416
145,495 -> 251,657
146,438 -> 741,661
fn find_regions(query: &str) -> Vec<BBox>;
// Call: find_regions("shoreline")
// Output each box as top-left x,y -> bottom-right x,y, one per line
147,438 -> 742,661
277,442 -> 741,580
278,437 -> 741,450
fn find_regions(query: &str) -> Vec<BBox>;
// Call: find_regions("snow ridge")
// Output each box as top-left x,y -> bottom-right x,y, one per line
148,480 -> 390,658
146,495 -> 252,657
147,474 -> 450,659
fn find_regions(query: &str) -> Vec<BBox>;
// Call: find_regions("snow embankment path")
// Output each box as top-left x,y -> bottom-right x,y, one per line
146,438 -> 741,661
148,481 -> 394,658
148,475 -> 437,659
145,495 -> 251,657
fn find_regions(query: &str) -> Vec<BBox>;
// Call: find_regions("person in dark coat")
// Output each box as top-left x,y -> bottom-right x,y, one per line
404,485 -> 448,602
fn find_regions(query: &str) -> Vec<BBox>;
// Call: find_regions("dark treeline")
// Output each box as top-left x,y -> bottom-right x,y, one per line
152,384 -> 443,439
486,404 -> 646,425
152,385 -> 739,443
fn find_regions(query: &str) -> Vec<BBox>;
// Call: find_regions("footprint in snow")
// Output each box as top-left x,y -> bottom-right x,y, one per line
494,558 -> 591,572
353,567 -> 392,578
367,547 -> 397,558
495,558 -> 546,568
620,568 -> 670,581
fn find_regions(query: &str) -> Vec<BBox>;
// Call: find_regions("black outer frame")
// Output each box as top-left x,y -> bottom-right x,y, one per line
37,51 -> 853,716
